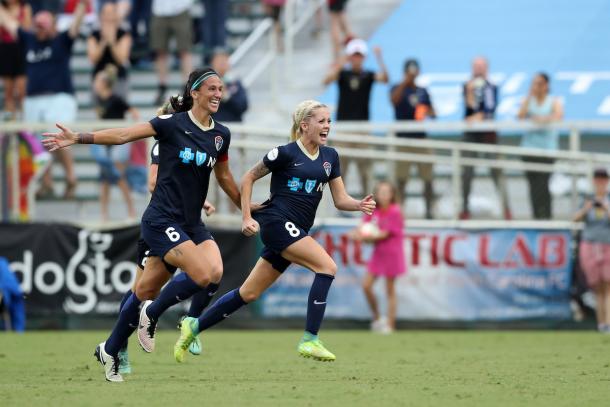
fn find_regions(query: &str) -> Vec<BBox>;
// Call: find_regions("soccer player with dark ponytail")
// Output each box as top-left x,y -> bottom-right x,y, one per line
43,68 -> 241,382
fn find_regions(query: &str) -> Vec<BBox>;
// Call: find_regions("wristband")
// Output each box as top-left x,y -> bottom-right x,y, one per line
78,132 -> 94,144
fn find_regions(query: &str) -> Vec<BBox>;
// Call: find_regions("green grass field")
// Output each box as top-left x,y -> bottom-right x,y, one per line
1,330 -> 609,406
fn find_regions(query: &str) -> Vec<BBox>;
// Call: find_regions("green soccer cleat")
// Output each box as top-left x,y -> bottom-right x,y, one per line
174,317 -> 198,363
189,336 -> 202,355
117,348 -> 132,374
298,338 -> 336,362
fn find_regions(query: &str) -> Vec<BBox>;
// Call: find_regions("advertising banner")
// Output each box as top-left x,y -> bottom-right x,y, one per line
259,226 -> 573,321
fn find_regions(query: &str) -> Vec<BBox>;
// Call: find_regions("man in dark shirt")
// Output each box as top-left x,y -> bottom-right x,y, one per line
0,0 -> 86,199
461,57 -> 510,219
323,38 -> 388,196
210,50 -> 248,123
390,58 -> 436,218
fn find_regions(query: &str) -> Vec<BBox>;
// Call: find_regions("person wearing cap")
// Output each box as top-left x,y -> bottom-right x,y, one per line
0,0 -> 87,200
390,58 -> 436,218
323,38 -> 388,196
574,168 -> 610,333
518,72 -> 563,219
461,56 -> 510,220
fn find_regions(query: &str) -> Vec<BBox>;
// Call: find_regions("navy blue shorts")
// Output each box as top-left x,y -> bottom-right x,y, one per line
136,237 -> 177,274
140,220 -> 214,260
254,212 -> 308,273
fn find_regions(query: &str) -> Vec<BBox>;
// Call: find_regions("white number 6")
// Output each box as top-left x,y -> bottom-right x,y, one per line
285,222 -> 300,237
165,227 -> 181,242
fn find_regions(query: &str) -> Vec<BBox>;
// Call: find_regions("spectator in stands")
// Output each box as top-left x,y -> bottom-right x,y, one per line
0,256 -> 25,332
127,0 -> 152,66
390,58 -> 436,218
328,0 -> 353,61
0,0 -> 31,121
150,0 -> 193,105
0,0 -> 86,199
352,181 -> 405,334
87,1 -> 132,98
262,0 -> 284,52
210,49 -> 248,123
461,56 -> 510,219
323,38 -> 388,196
201,0 -> 228,63
574,168 -> 610,333
517,72 -> 563,219
91,66 -> 139,220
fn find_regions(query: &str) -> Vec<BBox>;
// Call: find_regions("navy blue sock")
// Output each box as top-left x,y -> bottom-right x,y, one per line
105,293 -> 141,356
196,288 -> 247,333
187,283 -> 219,318
146,273 -> 204,321
118,290 -> 133,351
305,273 -> 334,336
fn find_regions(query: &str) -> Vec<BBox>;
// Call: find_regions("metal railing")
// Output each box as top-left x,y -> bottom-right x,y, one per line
2,119 -> 610,223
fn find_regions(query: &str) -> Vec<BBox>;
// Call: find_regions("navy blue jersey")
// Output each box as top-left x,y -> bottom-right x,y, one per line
145,111 -> 230,226
151,141 -> 160,165
259,140 -> 341,231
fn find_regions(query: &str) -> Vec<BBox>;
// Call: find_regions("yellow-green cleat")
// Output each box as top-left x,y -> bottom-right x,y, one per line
174,317 -> 198,363
189,336 -> 202,356
298,338 -> 336,362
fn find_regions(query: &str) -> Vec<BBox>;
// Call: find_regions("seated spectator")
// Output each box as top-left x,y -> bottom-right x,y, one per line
323,39 -> 388,196
390,58 -> 436,218
574,169 -> 610,333
91,67 -> 139,220
127,0 -> 152,66
517,72 -> 563,219
0,0 -> 86,199
210,49 -> 248,123
87,1 -> 132,98
150,0 -> 193,105
0,0 -> 31,121
461,57 -> 510,219
201,0 -> 228,63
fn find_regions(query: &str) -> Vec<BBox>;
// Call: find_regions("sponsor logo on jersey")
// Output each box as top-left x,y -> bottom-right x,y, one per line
215,135 -> 223,151
287,177 -> 304,192
305,179 -> 317,193
196,151 -> 207,166
323,161 -> 332,177
179,147 -> 194,164
267,147 -> 279,161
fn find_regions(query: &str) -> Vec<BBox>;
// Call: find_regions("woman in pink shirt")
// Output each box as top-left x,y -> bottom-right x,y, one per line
353,181 -> 405,333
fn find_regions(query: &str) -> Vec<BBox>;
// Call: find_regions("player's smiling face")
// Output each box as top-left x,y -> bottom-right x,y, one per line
302,107 -> 331,146
193,76 -> 224,114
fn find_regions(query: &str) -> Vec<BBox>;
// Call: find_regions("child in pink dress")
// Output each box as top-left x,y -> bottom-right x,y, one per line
354,181 -> 405,333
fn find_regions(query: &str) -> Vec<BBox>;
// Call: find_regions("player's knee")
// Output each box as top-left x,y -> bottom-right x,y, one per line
135,282 -> 158,300
209,263 -> 223,284
239,286 -> 261,303
324,260 -> 338,276
191,272 -> 211,288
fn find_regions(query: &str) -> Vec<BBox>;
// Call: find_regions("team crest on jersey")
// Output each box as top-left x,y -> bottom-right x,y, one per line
305,179 -> 317,193
215,136 -> 223,151
323,161 -> 332,177
196,151 -> 207,166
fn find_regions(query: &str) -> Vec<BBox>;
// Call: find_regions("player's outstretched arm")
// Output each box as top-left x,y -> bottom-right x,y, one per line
240,161 -> 270,236
214,160 -> 241,209
42,122 -> 157,151
329,177 -> 376,215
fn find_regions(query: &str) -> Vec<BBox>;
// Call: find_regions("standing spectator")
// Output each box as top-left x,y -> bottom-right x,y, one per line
127,0 -> 152,65
0,0 -> 31,121
352,181 -> 405,334
328,0 -> 353,61
517,72 -> 563,219
461,56 -> 510,219
210,50 -> 248,123
150,0 -> 193,105
0,1 -> 86,199
87,1 -> 132,98
323,38 -> 388,196
261,0 -> 284,52
574,169 -> 610,333
91,67 -> 139,220
390,58 -> 436,218
201,0 -> 228,63
0,256 -> 25,332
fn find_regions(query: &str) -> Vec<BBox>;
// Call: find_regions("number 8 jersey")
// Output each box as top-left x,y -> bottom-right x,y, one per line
257,139 -> 341,231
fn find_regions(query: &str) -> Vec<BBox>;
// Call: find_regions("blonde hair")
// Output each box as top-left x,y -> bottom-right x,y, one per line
290,100 -> 327,142
156,100 -> 175,116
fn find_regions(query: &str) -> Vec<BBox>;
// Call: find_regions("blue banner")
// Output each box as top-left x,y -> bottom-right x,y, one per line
259,226 -> 573,321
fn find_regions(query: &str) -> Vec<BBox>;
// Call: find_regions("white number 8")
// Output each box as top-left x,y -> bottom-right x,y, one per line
285,222 -> 300,237
165,227 -> 181,242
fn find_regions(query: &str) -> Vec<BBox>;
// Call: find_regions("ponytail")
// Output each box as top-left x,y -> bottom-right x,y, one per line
167,67 -> 219,113
290,99 -> 327,141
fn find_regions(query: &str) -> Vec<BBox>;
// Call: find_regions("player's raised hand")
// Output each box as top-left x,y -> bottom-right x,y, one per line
359,194 -> 376,215
203,200 -> 216,216
241,217 -> 260,237
42,123 -> 78,152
